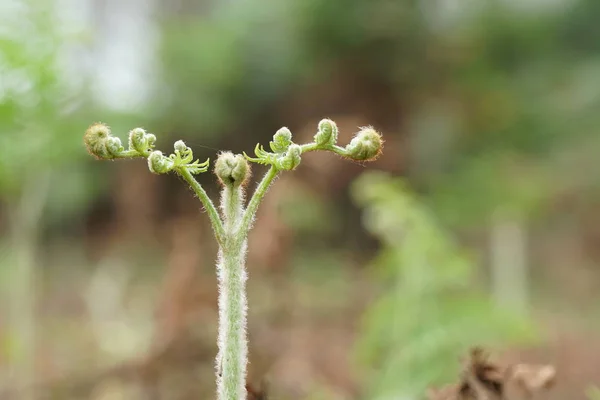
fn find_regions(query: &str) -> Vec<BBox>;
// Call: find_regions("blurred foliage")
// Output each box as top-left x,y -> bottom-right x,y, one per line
352,171 -> 536,399
417,0 -> 600,226
588,386 -> 600,400
154,0 -> 428,141
155,0 -> 303,138
0,2 -> 97,375
0,0 -> 95,220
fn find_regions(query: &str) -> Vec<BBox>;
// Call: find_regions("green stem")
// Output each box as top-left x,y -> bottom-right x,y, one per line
300,142 -> 349,157
221,185 -> 244,233
216,241 -> 248,400
239,166 -> 278,235
217,183 -> 248,400
114,150 -> 146,159
177,167 -> 225,244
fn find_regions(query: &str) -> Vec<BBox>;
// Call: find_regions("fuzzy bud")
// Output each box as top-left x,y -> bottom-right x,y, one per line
172,139 -> 194,163
84,123 -> 122,159
270,127 -> 293,153
128,128 -> 145,151
279,144 -> 302,170
215,152 -> 251,187
314,119 -> 338,146
148,151 -> 174,174
146,133 -> 156,147
174,140 -> 187,153
128,128 -> 155,154
345,127 -> 383,161
105,136 -> 124,156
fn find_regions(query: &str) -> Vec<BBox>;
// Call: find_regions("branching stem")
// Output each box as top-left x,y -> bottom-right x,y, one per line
178,167 -> 225,244
240,166 -> 278,235
83,120 -> 383,400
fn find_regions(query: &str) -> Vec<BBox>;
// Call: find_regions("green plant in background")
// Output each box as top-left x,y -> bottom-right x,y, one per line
0,0 -> 91,395
351,171 -> 537,400
588,386 -> 600,400
83,119 -> 382,400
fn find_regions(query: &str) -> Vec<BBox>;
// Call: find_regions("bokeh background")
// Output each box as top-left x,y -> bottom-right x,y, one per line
1,0 -> 600,399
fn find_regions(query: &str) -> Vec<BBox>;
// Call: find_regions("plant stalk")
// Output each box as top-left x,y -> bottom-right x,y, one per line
217,183 -> 248,400
178,167 -> 226,244
240,166 -> 278,234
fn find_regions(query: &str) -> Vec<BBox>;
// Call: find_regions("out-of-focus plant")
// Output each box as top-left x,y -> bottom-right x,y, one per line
351,171 -> 537,400
155,0 -> 429,144
588,386 -> 600,400
83,119 -> 383,400
415,1 -> 600,227
155,0 -> 303,139
0,0 -> 90,394
0,0 -> 90,193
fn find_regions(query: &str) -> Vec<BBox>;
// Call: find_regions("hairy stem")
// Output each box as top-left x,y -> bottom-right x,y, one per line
113,150 -> 147,159
240,166 -> 278,235
178,167 -> 225,244
221,185 -> 244,233
217,184 -> 248,400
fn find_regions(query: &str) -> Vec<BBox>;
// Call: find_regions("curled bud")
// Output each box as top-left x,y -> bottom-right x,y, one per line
270,127 -> 293,153
174,140 -> 187,153
84,123 -> 122,159
172,140 -> 195,164
146,133 -> 157,147
129,128 -> 145,151
315,119 -> 338,146
345,127 -> 383,161
278,144 -> 302,170
128,128 -> 155,155
215,152 -> 251,187
106,136 -> 124,156
148,151 -> 174,174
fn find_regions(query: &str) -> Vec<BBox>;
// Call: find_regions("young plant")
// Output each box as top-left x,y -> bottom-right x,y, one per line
351,172 -> 537,400
83,120 -> 383,400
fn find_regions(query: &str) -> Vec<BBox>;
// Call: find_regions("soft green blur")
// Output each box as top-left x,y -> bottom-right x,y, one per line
1,0 -> 600,399
352,171 -> 537,399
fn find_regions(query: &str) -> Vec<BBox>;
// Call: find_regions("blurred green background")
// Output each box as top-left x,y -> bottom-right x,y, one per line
1,0 -> 600,398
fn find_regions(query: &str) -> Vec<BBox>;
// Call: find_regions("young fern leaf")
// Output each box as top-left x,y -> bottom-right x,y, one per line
83,119 -> 383,400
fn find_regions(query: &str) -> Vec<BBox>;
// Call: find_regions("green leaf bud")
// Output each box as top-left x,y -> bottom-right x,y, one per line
174,140 -> 187,153
84,123 -> 119,159
128,128 -> 145,151
345,126 -> 383,161
172,140 -> 195,164
145,133 -> 157,149
278,144 -> 302,170
128,128 -> 155,155
148,150 -> 174,174
269,127 -> 292,153
314,119 -> 338,146
105,136 -> 124,157
215,152 -> 251,187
